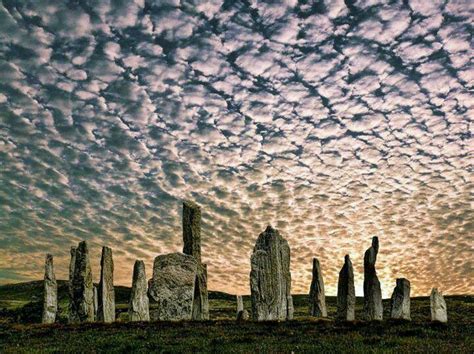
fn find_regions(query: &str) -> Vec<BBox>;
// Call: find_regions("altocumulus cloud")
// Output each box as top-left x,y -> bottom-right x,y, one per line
0,0 -> 472,297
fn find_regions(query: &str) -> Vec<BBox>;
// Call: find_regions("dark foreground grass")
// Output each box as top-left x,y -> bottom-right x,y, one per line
1,319 -> 473,353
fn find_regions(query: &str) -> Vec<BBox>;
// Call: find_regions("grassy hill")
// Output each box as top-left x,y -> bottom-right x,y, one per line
0,281 -> 473,352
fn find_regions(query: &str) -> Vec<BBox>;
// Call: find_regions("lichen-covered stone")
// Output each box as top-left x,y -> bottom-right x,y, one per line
250,225 -> 292,321
148,252 -> 198,321
70,241 -> 94,322
391,278 -> 411,320
129,260 -> 150,321
42,254 -> 57,324
337,255 -> 355,321
97,246 -> 115,322
363,236 -> 383,320
309,257 -> 327,317
430,288 -> 447,323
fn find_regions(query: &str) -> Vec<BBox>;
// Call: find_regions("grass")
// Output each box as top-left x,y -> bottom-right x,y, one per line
0,281 -> 473,353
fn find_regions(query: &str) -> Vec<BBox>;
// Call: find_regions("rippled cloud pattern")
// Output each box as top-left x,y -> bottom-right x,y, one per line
0,0 -> 472,296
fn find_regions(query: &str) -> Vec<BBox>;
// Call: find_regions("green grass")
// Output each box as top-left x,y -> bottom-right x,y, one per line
0,281 -> 473,353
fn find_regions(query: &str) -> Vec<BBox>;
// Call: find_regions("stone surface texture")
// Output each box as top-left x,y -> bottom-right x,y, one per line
390,278 -> 411,320
337,255 -> 355,321
430,288 -> 448,323
363,236 -> 383,320
68,246 -> 77,323
236,295 -> 244,313
42,254 -> 57,324
308,257 -> 327,317
250,225 -> 293,321
70,241 -> 94,322
237,309 -> 250,321
129,260 -> 150,321
97,246 -> 115,322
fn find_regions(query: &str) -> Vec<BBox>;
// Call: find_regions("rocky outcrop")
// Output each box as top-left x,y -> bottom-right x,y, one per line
148,252 -> 198,321
68,246 -> 77,323
430,288 -> 447,323
129,260 -> 150,321
390,278 -> 411,320
337,255 -> 355,321
308,257 -> 327,317
363,236 -> 383,320
250,225 -> 293,321
97,246 -> 115,323
70,241 -> 94,322
42,254 -> 57,324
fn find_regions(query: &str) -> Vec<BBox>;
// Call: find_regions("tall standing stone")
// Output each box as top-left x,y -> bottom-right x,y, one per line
182,200 -> 209,320
148,252 -> 198,320
71,241 -> 94,322
236,295 -> 244,313
129,260 -> 150,321
68,246 -> 77,323
42,254 -> 57,324
337,255 -> 355,321
430,288 -> 447,323
363,236 -> 383,320
390,278 -> 411,320
308,257 -> 327,317
250,225 -> 293,321
93,285 -> 98,321
97,246 -> 115,323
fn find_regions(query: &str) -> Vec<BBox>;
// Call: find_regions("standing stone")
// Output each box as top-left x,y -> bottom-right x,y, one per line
237,309 -> 250,321
97,246 -> 115,323
236,295 -> 248,320
250,225 -> 292,321
430,288 -> 447,323
68,246 -> 77,323
42,254 -> 57,324
182,200 -> 209,320
93,285 -> 98,321
390,278 -> 411,320
287,295 -> 294,320
363,236 -> 383,320
148,252 -> 198,321
236,295 -> 244,313
129,260 -> 150,321
71,241 -> 94,322
309,258 -> 327,317
337,255 -> 355,321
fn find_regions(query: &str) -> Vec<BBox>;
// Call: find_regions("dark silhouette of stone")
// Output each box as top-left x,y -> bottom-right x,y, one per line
250,225 -> 293,321
129,260 -> 150,321
390,278 -> 411,320
71,241 -> 94,322
309,257 -> 327,317
363,236 -> 383,320
148,252 -> 198,320
430,288 -> 447,322
97,246 -> 115,322
337,255 -> 355,321
68,246 -> 77,323
42,254 -> 57,324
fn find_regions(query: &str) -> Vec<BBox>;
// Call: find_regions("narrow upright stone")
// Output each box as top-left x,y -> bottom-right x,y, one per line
337,255 -> 355,321
363,236 -> 383,320
192,263 -> 209,320
236,295 -> 244,313
71,241 -> 94,322
308,258 -> 327,317
430,288 -> 447,323
250,225 -> 292,321
97,246 -> 115,322
93,285 -> 98,321
129,260 -> 150,321
183,200 -> 201,263
68,246 -> 77,323
42,254 -> 57,324
390,278 -> 411,320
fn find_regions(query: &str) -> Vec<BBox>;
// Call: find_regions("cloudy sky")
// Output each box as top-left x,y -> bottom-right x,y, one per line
0,0 -> 472,297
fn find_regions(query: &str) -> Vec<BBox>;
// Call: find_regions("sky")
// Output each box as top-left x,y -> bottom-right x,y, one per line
0,0 -> 472,298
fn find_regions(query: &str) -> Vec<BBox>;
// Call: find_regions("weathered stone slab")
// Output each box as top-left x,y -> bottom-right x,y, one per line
70,241 -> 94,322
430,288 -> 447,323
97,246 -> 115,322
148,252 -> 198,321
337,255 -> 355,321
363,236 -> 383,320
236,295 -> 244,314
250,225 -> 292,321
391,278 -> 411,320
93,285 -> 98,321
183,200 -> 201,263
129,260 -> 150,321
192,263 -> 209,320
309,257 -> 327,317
42,254 -> 57,324
68,246 -> 77,323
